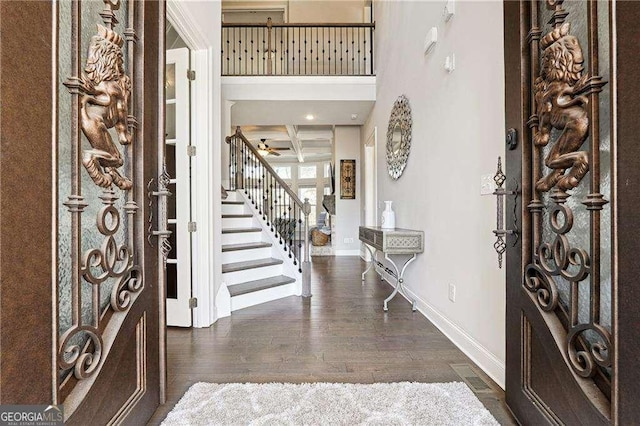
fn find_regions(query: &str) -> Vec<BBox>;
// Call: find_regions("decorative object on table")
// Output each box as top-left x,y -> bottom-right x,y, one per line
340,159 -> 356,199
386,95 -> 412,180
381,200 -> 396,229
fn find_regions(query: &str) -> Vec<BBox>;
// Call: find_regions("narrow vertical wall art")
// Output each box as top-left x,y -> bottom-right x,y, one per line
340,159 -> 356,199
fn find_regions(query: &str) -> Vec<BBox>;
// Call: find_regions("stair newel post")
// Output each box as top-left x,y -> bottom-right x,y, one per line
302,198 -> 312,297
235,127 -> 244,190
267,17 -> 273,75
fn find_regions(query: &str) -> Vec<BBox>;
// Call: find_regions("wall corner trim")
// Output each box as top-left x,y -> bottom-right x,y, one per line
167,0 -> 210,50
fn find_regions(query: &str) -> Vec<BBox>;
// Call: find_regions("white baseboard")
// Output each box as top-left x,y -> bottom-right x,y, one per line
335,249 -> 361,256
377,268 -> 505,389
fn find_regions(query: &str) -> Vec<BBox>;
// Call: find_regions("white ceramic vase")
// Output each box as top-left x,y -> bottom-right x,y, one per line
381,200 -> 396,229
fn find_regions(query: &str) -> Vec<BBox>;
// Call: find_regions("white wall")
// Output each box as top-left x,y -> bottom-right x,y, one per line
334,126 -> 362,256
288,0 -> 366,23
363,0 -> 506,386
222,0 -> 367,23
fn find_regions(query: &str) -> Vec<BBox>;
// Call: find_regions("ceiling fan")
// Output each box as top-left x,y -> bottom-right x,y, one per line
257,139 -> 287,156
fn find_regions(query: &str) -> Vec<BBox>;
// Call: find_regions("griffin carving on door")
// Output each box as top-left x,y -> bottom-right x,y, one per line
80,24 -> 133,190
533,22 -> 599,192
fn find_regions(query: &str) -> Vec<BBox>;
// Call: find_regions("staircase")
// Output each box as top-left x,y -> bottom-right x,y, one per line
221,191 -> 301,312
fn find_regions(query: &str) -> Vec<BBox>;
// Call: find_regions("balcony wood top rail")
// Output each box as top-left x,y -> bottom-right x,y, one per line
222,22 -> 375,28
226,126 -> 305,210
222,18 -> 375,76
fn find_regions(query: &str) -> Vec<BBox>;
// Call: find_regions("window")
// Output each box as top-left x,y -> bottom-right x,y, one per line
298,165 -> 317,179
273,166 -> 291,180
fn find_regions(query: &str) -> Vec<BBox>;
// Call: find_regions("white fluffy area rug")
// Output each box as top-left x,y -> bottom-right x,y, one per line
161,382 -> 499,425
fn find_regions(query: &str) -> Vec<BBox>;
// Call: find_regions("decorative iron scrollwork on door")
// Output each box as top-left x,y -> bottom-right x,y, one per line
524,0 -> 611,380
58,0 -> 142,384
492,157 -> 518,269
80,24 -> 133,190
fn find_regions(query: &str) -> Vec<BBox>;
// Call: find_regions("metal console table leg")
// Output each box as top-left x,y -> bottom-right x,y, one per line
361,243 -> 376,282
383,253 -> 417,312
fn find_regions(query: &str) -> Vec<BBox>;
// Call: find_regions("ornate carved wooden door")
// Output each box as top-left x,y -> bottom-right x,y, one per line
504,1 -> 640,424
0,0 -> 166,424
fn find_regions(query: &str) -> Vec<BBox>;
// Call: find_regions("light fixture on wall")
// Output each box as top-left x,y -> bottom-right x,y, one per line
305,114 -> 315,121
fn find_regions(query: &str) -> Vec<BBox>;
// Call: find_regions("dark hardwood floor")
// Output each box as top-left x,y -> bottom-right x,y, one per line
148,256 -> 516,425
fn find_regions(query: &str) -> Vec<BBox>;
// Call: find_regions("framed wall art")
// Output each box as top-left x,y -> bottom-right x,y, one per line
340,159 -> 356,199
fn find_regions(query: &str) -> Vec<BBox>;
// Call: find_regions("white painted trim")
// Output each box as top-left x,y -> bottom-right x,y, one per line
216,283 -> 231,318
165,48 -> 192,327
222,76 -> 377,86
376,268 -> 506,389
231,283 -> 297,312
167,0 -> 209,50
335,250 -> 362,256
222,76 -> 376,101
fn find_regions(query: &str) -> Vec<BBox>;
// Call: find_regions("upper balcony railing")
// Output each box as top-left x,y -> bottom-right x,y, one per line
222,18 -> 375,76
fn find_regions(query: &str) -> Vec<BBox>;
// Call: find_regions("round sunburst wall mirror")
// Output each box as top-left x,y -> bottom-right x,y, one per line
386,95 -> 412,180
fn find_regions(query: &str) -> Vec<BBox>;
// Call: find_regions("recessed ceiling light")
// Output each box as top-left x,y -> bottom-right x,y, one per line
305,114 -> 315,121
351,113 -> 358,120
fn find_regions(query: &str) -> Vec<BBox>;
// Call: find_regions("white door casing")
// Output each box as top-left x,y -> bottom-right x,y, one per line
166,47 -> 192,327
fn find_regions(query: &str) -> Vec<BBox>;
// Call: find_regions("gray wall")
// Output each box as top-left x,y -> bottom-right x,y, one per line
363,0 -> 506,385
334,126 -> 362,255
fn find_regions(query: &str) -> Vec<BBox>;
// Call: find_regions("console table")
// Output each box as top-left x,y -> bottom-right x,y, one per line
359,226 -> 424,311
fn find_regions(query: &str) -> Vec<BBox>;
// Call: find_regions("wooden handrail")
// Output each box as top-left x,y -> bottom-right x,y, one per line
226,126 -> 306,210
226,126 -> 312,297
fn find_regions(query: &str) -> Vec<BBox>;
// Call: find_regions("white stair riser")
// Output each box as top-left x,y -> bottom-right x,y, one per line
223,264 -> 284,285
222,217 -> 255,229
224,192 -> 241,202
221,203 -> 247,215
221,231 -> 262,245
221,247 -> 273,264
230,283 -> 297,312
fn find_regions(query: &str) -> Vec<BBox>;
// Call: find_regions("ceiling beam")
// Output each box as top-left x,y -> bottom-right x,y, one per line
285,125 -> 305,163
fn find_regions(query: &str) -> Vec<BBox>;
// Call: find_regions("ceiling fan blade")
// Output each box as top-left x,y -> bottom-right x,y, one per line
270,151 -> 281,156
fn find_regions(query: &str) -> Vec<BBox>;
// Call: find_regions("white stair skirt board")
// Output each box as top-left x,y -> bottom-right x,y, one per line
230,282 -> 298,311
215,283 -> 231,318
218,190 -> 303,314
375,265 -> 506,389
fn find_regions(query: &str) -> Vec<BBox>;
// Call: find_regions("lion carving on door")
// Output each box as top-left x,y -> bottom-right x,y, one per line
80,24 -> 133,190
533,22 -> 602,192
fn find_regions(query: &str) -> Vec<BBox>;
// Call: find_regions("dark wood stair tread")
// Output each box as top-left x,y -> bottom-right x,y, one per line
222,242 -> 272,252
222,201 -> 245,205
222,214 -> 253,218
222,258 -> 283,273
228,275 -> 296,297
222,227 -> 262,234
